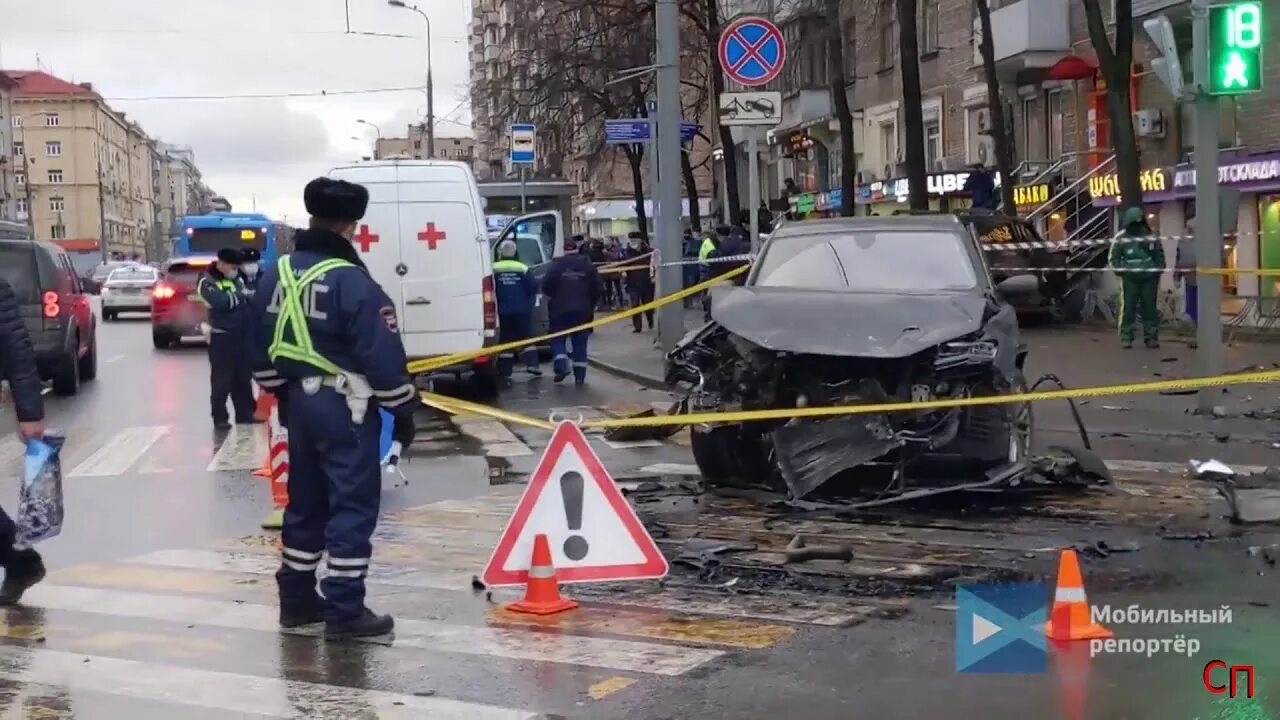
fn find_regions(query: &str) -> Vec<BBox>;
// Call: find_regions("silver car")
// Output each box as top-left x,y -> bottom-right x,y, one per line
101,266 -> 159,321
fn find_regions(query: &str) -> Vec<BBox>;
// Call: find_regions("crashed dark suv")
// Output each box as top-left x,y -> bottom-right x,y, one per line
666,215 -> 1034,501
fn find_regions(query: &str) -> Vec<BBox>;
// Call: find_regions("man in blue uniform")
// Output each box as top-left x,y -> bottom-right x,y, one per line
199,248 -> 256,430
492,240 -> 541,381
239,248 -> 262,296
250,178 -> 418,640
541,235 -> 600,386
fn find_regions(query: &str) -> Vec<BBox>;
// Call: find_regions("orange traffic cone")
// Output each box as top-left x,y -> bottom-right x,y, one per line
506,534 -> 579,616
252,395 -> 274,478
1043,549 -> 1113,641
261,404 -> 290,530
252,391 -> 274,422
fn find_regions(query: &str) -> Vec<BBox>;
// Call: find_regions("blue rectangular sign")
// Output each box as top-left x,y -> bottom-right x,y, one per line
510,123 -> 536,164
605,119 -> 701,145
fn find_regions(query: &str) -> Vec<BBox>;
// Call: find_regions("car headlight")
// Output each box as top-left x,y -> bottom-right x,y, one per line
100,287 -> 110,295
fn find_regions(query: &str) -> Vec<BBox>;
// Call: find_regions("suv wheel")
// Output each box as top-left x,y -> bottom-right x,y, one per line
78,330 -> 98,381
103,310 -> 116,322
52,344 -> 81,397
152,328 -> 175,350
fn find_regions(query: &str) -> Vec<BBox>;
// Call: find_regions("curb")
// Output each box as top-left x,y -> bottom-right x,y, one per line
587,356 -> 667,391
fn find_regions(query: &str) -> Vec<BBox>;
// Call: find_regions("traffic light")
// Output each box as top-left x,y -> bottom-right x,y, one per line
1207,1 -> 1264,95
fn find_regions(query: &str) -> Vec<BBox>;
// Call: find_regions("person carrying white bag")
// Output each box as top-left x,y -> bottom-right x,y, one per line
0,276 -> 51,604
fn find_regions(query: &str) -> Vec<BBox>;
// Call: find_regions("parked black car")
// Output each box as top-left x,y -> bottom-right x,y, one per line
0,222 -> 99,396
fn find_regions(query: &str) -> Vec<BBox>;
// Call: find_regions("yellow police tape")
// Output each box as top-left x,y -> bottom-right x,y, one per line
405,264 -> 750,375
419,368 -> 1280,431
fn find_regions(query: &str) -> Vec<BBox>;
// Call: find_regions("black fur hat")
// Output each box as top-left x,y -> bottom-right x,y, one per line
240,248 -> 261,263
304,177 -> 369,222
216,247 -> 243,265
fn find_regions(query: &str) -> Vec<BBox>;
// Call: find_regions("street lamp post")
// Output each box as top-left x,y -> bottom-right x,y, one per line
357,119 -> 382,159
388,0 -> 435,159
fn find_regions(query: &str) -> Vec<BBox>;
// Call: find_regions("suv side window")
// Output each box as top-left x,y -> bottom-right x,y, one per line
58,254 -> 81,294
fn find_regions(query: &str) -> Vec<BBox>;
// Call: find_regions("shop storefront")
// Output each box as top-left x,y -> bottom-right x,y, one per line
1088,152 -> 1280,317
855,170 -> 1005,214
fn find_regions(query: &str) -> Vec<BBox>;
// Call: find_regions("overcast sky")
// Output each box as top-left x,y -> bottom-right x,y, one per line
0,0 -> 473,223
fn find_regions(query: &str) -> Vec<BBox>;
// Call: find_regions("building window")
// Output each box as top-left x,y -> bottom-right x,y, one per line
10,116 -> 20,128
48,170 -> 64,184
15,198 -> 26,216
46,141 -> 62,157
925,121 -> 942,171
50,197 -> 65,212
50,225 -> 66,240
15,173 -> 24,186
920,0 -> 939,54
880,121 -> 898,176
13,142 -> 22,158
1045,89 -> 1065,160
879,1 -> 896,70
44,114 -> 59,127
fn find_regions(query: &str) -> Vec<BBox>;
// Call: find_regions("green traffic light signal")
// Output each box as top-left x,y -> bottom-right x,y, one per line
1208,2 -> 1264,95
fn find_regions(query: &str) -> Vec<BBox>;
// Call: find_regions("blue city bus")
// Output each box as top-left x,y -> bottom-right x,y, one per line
173,212 -> 280,265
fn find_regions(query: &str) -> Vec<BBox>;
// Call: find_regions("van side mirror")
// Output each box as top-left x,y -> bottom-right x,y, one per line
996,274 -> 1039,296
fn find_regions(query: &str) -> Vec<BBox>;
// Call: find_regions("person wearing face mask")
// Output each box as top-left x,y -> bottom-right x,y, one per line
622,232 -> 654,333
239,248 -> 262,296
198,248 -> 257,430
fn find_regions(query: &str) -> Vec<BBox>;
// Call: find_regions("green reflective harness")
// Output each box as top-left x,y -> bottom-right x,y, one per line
196,277 -> 238,307
268,255 -> 352,376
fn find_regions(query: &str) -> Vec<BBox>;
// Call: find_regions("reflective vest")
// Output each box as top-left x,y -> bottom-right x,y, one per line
698,237 -> 716,265
268,256 -> 352,376
196,277 -> 238,307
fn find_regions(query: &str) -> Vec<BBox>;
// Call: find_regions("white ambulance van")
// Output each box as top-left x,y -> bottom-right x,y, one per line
326,159 -> 562,393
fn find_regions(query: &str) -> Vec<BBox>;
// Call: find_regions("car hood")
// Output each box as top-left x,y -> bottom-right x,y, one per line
710,286 -> 987,358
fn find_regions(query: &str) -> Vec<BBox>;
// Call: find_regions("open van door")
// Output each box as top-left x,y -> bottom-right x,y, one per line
494,210 -> 563,340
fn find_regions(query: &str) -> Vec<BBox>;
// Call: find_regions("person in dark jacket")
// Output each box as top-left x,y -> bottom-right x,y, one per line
622,232 -> 654,333
541,235 -> 601,386
492,240 -> 541,380
199,248 -> 257,430
0,277 -> 47,605
712,225 -> 751,286
240,248 -> 262,296
963,163 -> 998,212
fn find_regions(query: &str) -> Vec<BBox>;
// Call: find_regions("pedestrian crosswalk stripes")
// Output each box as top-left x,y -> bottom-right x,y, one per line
0,646 -> 537,719
67,425 -> 170,477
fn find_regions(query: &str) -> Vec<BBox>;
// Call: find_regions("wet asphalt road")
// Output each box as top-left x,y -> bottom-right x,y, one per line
0,309 -> 1276,718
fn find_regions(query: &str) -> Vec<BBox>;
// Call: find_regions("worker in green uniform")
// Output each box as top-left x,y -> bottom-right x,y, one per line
1110,206 -> 1165,349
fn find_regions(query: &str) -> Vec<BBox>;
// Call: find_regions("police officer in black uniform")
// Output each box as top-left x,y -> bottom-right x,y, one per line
250,178 -> 418,639
199,248 -> 256,430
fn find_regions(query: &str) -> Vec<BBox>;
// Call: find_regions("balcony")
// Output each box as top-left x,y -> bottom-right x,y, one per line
974,0 -> 1069,73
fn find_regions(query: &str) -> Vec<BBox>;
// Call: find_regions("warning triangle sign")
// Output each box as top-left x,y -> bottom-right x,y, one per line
482,422 -> 669,587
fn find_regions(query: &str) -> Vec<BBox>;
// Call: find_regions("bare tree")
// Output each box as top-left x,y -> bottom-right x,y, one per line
825,0 -> 857,216
1082,0 -> 1142,208
492,0 -> 658,237
974,0 -> 1015,212
897,0 -> 928,211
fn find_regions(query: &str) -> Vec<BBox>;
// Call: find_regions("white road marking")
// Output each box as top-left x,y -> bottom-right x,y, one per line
638,463 -> 701,476
22,585 -> 724,676
600,437 -> 663,449
67,425 -> 169,478
1104,458 -> 1268,476
206,423 -> 269,472
103,353 -> 126,364
0,645 -> 536,720
128,548 -> 477,592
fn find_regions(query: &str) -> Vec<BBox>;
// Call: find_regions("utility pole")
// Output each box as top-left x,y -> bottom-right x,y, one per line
654,0 -> 684,353
1192,0 -> 1222,413
96,153 -> 108,262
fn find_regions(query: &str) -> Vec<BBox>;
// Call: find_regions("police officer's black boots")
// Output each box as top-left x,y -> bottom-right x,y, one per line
0,548 -> 46,605
325,608 -> 395,640
278,594 -> 325,628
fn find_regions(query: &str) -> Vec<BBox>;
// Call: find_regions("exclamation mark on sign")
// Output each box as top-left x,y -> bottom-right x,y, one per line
560,471 -> 589,561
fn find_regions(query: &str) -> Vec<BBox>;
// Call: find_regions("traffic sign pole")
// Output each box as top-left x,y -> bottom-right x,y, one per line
1193,0 -> 1223,412
656,0 -> 684,354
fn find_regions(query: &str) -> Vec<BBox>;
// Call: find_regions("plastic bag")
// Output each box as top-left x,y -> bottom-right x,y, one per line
17,434 -> 65,546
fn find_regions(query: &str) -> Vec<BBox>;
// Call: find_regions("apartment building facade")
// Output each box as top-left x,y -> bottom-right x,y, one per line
375,127 -> 476,162
0,73 -> 16,223
467,0 -> 714,235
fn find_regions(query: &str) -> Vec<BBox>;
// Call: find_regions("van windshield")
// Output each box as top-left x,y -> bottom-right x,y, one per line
0,246 -> 39,302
